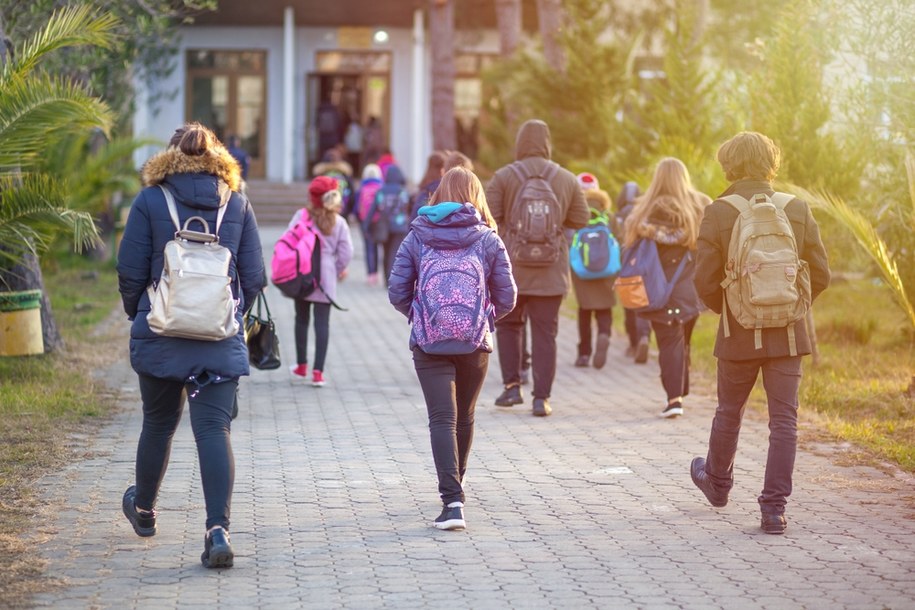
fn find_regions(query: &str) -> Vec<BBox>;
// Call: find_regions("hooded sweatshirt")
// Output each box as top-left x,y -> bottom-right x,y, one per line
484,119 -> 590,296
387,202 -> 517,354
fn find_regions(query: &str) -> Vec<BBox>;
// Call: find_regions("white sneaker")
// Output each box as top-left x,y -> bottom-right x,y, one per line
660,402 -> 683,418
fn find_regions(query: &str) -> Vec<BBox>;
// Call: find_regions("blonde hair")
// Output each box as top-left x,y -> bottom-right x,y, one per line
309,190 -> 342,235
623,157 -> 709,249
717,131 -> 781,182
430,167 -> 497,230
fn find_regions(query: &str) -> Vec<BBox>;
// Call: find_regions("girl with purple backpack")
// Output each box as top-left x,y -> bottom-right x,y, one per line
388,167 -> 517,531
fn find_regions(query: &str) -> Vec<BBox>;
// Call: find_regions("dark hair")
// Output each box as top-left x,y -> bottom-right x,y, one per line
168,122 -> 217,157
445,151 -> 473,172
419,151 -> 447,188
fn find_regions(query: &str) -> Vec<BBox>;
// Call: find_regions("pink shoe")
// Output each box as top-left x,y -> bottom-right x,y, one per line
366,273 -> 378,286
290,364 -> 307,379
311,370 -> 326,387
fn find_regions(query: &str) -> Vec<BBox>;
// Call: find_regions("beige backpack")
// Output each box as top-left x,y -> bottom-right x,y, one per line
720,192 -> 811,356
146,185 -> 239,341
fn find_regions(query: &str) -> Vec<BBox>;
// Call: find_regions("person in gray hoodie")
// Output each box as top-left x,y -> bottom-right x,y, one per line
485,119 -> 590,416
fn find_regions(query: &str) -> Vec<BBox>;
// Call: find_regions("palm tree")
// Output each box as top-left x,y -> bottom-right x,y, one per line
536,0 -> 565,72
429,0 -> 456,151
0,6 -> 118,351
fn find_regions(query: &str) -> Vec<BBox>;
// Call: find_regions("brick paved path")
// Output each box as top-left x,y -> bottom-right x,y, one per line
29,224 -> 915,609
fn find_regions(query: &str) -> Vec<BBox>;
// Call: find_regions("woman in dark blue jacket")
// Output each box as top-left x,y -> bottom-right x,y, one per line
388,167 -> 517,531
116,123 -> 265,568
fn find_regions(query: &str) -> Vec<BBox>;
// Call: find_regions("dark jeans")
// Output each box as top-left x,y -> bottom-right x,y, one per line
362,226 -> 379,275
294,300 -> 331,370
577,308 -> 612,357
412,348 -> 489,505
496,294 -> 563,399
704,356 -> 802,514
134,374 -> 236,530
650,317 -> 696,402
624,308 -> 651,348
383,234 -> 406,286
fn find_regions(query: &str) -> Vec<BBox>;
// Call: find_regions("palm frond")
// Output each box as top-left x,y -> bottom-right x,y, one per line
0,74 -> 113,171
0,174 -> 101,268
793,184 -> 915,330
2,6 -> 119,82
906,150 -> 915,219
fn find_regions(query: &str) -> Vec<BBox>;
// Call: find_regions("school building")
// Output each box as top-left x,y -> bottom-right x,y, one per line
132,0 -> 542,186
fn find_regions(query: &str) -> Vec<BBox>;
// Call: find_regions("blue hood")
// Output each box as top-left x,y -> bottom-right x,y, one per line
411,202 -> 490,249
162,173 -> 224,211
384,164 -> 406,186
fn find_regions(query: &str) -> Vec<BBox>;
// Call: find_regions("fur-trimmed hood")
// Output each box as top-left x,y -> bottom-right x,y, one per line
141,146 -> 242,193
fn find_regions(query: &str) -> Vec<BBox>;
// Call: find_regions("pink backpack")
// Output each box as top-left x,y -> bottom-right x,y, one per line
356,180 -> 382,223
271,209 -> 322,300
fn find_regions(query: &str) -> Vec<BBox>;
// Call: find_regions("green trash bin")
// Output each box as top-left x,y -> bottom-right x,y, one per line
0,290 -> 44,356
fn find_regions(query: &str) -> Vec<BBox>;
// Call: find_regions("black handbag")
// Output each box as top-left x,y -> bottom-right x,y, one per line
244,291 -> 281,370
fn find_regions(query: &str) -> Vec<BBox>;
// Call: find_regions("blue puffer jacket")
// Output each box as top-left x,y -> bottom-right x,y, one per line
117,146 -> 266,383
388,202 -> 517,353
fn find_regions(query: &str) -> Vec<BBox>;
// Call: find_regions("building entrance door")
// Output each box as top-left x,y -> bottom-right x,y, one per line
307,51 -> 391,177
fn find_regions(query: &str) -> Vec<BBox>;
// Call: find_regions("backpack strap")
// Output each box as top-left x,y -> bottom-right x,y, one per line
771,192 -> 794,210
508,160 -> 529,183
159,184 -> 230,239
720,193 -> 752,214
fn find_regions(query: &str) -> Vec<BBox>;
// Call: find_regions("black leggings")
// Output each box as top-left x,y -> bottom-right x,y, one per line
412,348 -> 489,505
294,300 -> 332,370
134,374 -> 236,530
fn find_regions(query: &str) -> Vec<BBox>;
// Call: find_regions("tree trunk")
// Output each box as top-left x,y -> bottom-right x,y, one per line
429,0 -> 456,151
0,254 -> 64,353
0,16 -> 63,353
495,0 -> 522,57
536,0 -> 565,72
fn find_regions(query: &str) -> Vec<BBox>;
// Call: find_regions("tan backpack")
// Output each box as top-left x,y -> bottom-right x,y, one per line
720,192 -> 811,356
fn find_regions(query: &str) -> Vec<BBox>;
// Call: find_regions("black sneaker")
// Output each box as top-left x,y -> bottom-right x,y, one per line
495,385 -> 523,407
660,402 -> 683,418
690,457 -> 729,508
122,485 -> 157,537
201,526 -> 234,568
532,397 -> 552,417
593,333 -> 610,369
761,512 -> 787,535
433,504 -> 465,530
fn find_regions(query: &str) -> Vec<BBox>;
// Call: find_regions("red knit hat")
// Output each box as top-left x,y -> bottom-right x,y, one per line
577,172 -> 599,191
309,176 -> 338,207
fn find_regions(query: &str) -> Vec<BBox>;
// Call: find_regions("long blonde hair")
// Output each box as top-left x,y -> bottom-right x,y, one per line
309,190 -> 342,236
429,167 -> 497,230
623,158 -> 709,249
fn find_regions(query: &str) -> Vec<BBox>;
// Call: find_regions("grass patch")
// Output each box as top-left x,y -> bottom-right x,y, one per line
0,256 -> 124,608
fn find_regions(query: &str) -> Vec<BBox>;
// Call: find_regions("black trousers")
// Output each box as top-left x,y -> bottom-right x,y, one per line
495,294 -> 563,399
704,356 -> 802,514
650,317 -> 696,401
134,374 -> 236,530
412,348 -> 489,505
624,308 -> 651,348
577,308 -> 612,357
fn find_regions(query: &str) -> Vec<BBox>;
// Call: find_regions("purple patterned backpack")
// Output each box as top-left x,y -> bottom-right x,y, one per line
412,239 -> 493,355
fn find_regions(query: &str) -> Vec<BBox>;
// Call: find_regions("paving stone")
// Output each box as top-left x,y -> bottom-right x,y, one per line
21,224 -> 915,609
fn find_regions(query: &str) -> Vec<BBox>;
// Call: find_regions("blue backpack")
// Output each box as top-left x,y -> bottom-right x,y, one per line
411,239 -> 494,355
613,238 -> 688,312
570,209 -> 621,279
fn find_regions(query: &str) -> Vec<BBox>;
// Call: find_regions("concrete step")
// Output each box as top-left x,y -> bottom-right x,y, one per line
245,180 -> 309,226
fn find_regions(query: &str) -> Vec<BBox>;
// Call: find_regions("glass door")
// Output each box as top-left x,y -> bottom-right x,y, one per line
186,50 -> 267,178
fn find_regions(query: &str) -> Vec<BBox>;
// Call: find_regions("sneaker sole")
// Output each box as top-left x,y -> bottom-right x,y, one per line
762,525 -> 786,535
201,548 -> 235,568
660,407 -> 683,418
289,366 -> 308,379
312,381 -> 326,387
593,335 -> 610,369
433,519 -> 466,530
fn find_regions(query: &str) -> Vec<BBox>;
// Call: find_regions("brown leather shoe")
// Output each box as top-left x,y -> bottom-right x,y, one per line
690,457 -> 729,507
761,512 -> 787,534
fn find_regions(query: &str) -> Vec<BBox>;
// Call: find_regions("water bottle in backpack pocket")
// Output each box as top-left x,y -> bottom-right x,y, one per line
411,240 -> 494,355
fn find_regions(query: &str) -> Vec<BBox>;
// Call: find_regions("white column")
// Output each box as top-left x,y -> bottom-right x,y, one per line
282,6 -> 295,184
411,8 -> 425,183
